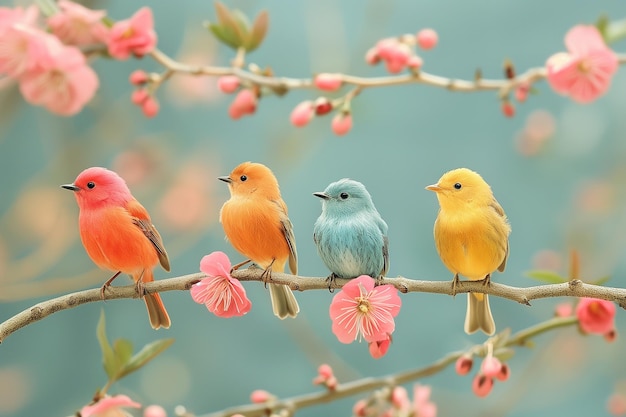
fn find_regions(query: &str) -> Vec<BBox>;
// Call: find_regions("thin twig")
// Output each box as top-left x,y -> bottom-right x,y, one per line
147,48 -> 626,97
0,268 -> 623,344
198,316 -> 578,417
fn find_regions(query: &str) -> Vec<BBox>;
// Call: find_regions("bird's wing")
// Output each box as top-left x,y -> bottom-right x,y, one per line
381,235 -> 390,277
273,199 -> 298,275
491,198 -> 509,272
126,199 -> 171,272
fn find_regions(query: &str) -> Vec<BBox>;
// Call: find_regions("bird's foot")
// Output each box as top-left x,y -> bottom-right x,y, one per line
100,271 -> 122,300
451,273 -> 460,296
374,275 -> 386,286
481,274 -> 492,287
134,280 -> 146,298
230,259 -> 252,274
325,273 -> 339,293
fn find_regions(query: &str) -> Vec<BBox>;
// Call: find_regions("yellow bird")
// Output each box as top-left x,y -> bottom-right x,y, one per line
426,168 -> 511,336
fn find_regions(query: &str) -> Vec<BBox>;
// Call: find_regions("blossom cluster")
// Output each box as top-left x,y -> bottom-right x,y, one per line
0,1 -> 156,115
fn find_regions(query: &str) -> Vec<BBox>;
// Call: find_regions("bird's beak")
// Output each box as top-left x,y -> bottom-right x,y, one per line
425,184 -> 442,192
313,192 -> 330,200
61,183 -> 80,192
218,176 -> 233,184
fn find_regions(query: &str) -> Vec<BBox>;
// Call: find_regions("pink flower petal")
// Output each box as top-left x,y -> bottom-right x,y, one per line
576,297 -> 616,334
329,276 -> 401,344
199,251 -> 232,278
80,395 -> 141,417
546,25 -> 618,103
565,25 -> 608,56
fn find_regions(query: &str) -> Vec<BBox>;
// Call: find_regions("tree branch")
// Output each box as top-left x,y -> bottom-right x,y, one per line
195,316 -> 578,417
0,267 -> 623,344
148,48 -> 626,96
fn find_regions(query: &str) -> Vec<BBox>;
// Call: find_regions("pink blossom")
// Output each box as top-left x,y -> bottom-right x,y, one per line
190,251 -> 252,318
353,400 -> 368,417
412,384 -> 437,417
290,101 -> 314,127
365,47 -> 380,65
416,29 -> 438,50
407,55 -> 423,70
0,24 -> 51,78
514,82 -> 529,102
554,302 -> 574,317
546,25 -> 618,103
129,70 -> 149,85
0,6 -> 38,34
481,355 -> 502,378
331,112 -> 353,136
107,7 -> 157,59
368,336 -> 391,359
314,73 -> 343,91
131,89 -> 149,105
391,386 -> 410,411
313,363 -> 338,389
329,275 -> 401,344
47,0 -> 108,46
495,363 -> 510,382
455,355 -> 473,375
471,374 -> 493,397
144,405 -> 167,417
141,96 -> 160,118
250,390 -> 274,403
80,395 -> 141,417
19,40 -> 99,116
608,393 -> 626,416
576,297 -> 616,335
314,97 -> 333,116
228,89 -> 257,119
217,75 -> 240,94
501,101 -> 515,118
375,38 -> 412,73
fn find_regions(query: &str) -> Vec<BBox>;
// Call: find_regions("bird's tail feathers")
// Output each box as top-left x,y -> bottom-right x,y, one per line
135,268 -> 171,330
464,293 -> 495,336
269,283 -> 299,319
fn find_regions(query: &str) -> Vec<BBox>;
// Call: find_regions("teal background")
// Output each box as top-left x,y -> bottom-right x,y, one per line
1,1 -> 626,416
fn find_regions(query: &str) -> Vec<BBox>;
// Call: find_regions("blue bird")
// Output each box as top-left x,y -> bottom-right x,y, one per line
313,179 -> 389,286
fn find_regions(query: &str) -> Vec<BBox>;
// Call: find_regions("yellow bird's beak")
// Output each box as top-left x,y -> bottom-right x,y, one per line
425,184 -> 442,192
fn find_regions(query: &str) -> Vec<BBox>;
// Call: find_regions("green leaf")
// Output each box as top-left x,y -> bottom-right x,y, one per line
116,339 -> 174,380
113,339 -> 134,370
595,14 -> 610,42
247,10 -> 269,52
214,1 -> 236,27
207,23 -> 242,50
589,275 -> 611,286
211,2 -> 247,49
494,347 -> 515,361
35,0 -> 59,17
605,18 -> 626,44
96,311 -> 119,380
525,270 -> 567,284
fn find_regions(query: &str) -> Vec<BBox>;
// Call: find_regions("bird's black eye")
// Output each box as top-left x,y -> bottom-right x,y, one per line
87,181 -> 95,189
240,175 -> 247,182
340,192 -> 349,200
454,183 -> 462,190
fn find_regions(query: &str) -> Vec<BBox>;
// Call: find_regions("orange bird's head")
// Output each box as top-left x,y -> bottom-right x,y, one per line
425,168 -> 494,211
218,162 -> 281,199
61,167 -> 133,210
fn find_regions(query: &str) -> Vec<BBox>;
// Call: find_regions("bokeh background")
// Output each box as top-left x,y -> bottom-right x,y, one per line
1,1 -> 626,416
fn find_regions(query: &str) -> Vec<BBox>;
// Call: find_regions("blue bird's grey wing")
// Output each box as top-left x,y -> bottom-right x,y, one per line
381,235 -> 389,277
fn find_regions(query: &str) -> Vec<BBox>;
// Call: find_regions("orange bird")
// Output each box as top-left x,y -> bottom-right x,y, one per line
218,162 -> 299,319
426,168 -> 510,336
62,167 -> 171,329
